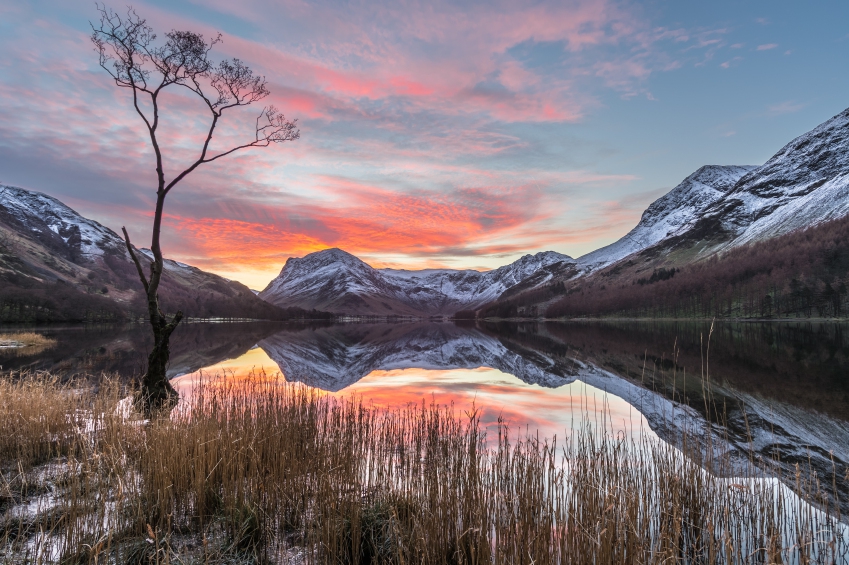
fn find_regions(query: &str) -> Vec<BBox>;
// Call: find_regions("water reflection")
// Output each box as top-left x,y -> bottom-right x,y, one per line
4,319 -> 848,513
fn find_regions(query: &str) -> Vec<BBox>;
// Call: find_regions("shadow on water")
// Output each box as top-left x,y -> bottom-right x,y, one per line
477,319 -> 849,516
477,320 -> 849,423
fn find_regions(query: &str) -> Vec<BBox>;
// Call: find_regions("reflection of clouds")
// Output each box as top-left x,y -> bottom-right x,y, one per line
174,350 -> 647,443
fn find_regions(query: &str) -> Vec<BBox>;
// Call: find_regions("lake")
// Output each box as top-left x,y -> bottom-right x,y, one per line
3,319 -> 849,513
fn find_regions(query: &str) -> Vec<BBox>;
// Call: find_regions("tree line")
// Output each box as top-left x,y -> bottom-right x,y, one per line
469,213 -> 849,320
546,213 -> 849,319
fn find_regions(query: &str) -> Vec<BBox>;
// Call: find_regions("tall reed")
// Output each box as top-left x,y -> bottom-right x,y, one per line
0,371 -> 846,564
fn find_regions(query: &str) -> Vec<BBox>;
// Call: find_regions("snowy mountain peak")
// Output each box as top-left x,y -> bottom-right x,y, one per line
260,248 -> 576,315
0,184 -> 126,258
694,107 -> 849,246
277,248 -> 371,278
575,106 -> 849,275
577,165 -> 756,272
517,250 -> 573,266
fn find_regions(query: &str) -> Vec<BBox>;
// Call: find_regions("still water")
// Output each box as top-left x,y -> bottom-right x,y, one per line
3,319 -> 849,510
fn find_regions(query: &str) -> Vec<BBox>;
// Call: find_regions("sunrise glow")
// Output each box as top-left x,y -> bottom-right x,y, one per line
2,1 -> 844,289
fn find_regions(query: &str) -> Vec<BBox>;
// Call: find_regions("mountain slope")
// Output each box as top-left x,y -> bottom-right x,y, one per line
479,106 -> 849,319
577,165 -> 756,272
259,248 -> 576,316
689,107 -> 849,248
0,184 -> 315,322
575,107 -> 849,275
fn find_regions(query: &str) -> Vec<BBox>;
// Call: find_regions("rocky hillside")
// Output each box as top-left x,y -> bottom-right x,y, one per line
577,165 -> 756,272
576,107 -> 849,272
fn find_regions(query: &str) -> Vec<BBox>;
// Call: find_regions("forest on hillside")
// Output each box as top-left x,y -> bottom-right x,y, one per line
547,214 -> 849,319
478,214 -> 849,320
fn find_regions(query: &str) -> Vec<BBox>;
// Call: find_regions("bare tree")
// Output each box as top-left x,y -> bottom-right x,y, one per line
91,5 -> 299,411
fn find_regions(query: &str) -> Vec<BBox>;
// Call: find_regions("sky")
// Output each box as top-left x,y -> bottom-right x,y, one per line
1,0 -> 848,289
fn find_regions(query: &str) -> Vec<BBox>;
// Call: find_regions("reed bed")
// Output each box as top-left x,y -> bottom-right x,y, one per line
0,332 -> 56,354
0,372 -> 846,564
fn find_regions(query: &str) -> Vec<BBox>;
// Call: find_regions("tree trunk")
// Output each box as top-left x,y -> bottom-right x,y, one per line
140,291 -> 182,413
123,189 -> 184,414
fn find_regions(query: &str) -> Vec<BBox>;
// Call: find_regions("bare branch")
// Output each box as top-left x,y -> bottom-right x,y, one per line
204,106 -> 299,162
121,226 -> 151,295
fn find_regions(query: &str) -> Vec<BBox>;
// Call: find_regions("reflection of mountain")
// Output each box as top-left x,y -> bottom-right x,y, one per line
258,323 -> 580,391
476,320 -> 849,516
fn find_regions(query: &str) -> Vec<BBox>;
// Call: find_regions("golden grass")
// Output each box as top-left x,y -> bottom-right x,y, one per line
0,371 -> 846,564
0,333 -> 57,355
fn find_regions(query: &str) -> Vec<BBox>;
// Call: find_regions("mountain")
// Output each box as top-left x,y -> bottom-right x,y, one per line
578,107 -> 849,272
544,211 -> 849,319
685,107 -> 849,248
0,184 -> 318,322
577,165 -> 756,272
265,108 -> 849,319
479,106 -> 849,319
259,248 -> 576,316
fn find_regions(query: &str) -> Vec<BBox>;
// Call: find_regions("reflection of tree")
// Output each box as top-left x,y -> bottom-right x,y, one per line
0,322 -> 292,379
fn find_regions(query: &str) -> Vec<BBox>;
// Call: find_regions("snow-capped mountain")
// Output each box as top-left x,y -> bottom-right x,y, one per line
259,248 -> 575,316
691,107 -> 849,248
0,184 -> 286,321
257,322 -> 577,391
577,107 -> 849,274
577,165 -> 756,272
0,185 -> 127,261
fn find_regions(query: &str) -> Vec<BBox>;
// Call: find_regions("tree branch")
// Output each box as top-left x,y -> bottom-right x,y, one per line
122,226 -> 151,295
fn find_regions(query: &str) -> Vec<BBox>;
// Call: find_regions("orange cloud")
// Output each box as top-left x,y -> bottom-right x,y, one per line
160,176 -> 550,277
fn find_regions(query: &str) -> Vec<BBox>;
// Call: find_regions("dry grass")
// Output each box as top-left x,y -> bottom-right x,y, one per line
0,332 -> 57,355
0,371 -> 846,564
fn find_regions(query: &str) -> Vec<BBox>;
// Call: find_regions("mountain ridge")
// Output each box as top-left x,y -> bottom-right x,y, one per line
259,248 -> 576,316
576,165 -> 757,272
6,105 -> 849,319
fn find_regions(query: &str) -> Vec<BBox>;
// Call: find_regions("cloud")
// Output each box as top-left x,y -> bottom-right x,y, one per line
766,101 -> 806,116
720,57 -> 743,69
756,43 -> 778,51
0,0 -> 722,287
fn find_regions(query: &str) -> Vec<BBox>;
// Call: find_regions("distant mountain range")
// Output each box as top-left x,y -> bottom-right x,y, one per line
259,248 -> 574,316
3,106 -> 849,319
